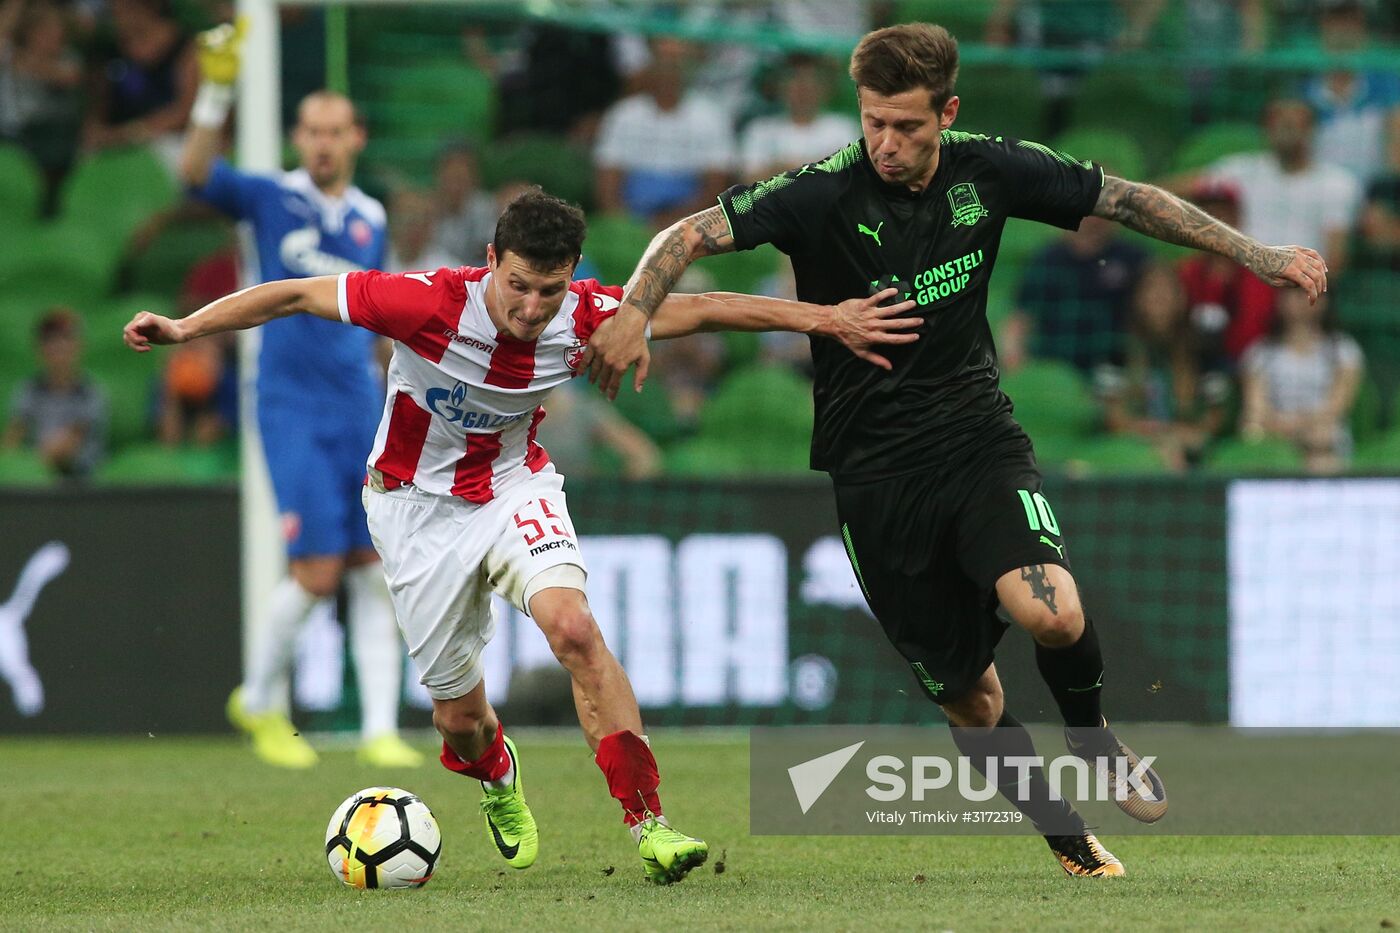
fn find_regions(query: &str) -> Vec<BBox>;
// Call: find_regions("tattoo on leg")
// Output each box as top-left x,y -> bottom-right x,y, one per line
1020,564 -> 1058,615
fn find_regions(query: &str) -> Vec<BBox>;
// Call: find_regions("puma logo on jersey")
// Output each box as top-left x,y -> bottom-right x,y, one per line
1039,535 -> 1065,559
857,221 -> 884,247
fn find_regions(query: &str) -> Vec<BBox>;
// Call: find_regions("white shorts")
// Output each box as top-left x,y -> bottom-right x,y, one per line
362,470 -> 586,700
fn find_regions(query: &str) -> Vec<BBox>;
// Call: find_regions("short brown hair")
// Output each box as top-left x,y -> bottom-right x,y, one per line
849,23 -> 959,108
494,187 -> 586,271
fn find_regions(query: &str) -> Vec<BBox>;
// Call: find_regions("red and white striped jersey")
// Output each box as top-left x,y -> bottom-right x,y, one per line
337,266 -> 622,503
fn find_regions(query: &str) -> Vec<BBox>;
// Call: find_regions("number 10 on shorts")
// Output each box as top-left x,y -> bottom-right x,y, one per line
1017,489 -> 1060,535
513,499 -> 571,546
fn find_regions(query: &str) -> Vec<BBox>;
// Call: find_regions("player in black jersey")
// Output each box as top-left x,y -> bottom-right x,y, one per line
587,23 -> 1329,877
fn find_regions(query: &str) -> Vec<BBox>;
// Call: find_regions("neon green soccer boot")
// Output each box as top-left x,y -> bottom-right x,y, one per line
637,817 -> 708,884
226,687 -> 318,769
480,735 -> 538,869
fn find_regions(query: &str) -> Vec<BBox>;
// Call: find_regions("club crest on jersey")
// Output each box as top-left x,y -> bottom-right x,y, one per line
349,218 -> 373,247
565,340 -> 587,374
947,182 -> 989,228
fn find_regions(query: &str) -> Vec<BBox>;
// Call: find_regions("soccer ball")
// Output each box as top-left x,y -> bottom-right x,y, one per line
324,786 -> 442,889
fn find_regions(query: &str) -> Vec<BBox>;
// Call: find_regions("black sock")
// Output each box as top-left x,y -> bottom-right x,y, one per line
1035,617 -> 1105,729
949,710 -> 1084,836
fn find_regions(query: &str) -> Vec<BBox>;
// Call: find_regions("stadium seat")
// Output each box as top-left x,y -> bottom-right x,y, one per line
87,341 -> 162,447
0,449 -> 53,487
581,213 -> 654,288
1350,375 -> 1385,445
480,134 -> 593,209
954,65 -> 1046,144
1051,127 -> 1146,181
894,0 -> 990,44
610,380 -> 684,446
998,218 -> 1060,269
1170,122 -> 1265,174
0,144 -> 45,225
663,436 -> 751,477
96,441 -> 239,485
1070,434 -> 1169,475
1069,68 -> 1189,175
125,218 -> 232,299
0,224 -> 116,310
703,245 -> 784,296
686,365 -> 813,474
1352,426 -> 1400,472
1000,359 -> 1100,445
1203,436 -> 1304,474
59,147 -> 178,245
376,61 -> 496,144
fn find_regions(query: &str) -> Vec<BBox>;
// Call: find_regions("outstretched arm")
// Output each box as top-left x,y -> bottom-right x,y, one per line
123,276 -> 340,351
1093,175 -> 1329,301
647,289 -> 920,371
584,205 -> 737,398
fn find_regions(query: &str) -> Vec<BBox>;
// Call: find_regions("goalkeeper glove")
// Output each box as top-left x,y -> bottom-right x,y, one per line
197,17 -> 246,86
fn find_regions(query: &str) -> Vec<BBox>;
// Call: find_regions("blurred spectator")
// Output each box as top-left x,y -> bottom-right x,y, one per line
465,20 -> 627,144
386,187 -> 456,273
1176,179 -> 1278,367
1096,264 -> 1229,472
0,0 -> 82,198
430,141 -> 496,267
1357,109 -> 1400,265
81,0 -> 196,173
594,37 -> 735,228
1300,0 -> 1400,185
1193,99 -> 1362,274
1000,216 -> 1149,374
1240,289 -> 1364,474
2,308 -> 108,478
739,53 -> 859,181
536,379 -> 661,480
153,247 -> 238,447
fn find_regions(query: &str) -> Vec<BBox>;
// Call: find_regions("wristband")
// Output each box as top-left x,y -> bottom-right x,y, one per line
191,82 -> 235,129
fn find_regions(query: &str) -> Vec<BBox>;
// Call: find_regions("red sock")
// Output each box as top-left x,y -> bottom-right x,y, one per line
595,730 -> 662,826
440,727 -> 511,782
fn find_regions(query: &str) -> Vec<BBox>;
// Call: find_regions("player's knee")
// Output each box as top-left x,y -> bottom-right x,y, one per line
541,606 -> 603,668
943,683 -> 1002,729
432,704 -> 488,743
1019,601 -> 1084,647
291,564 -> 342,599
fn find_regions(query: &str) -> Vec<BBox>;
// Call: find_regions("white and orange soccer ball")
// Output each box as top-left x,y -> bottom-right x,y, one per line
325,787 -> 441,889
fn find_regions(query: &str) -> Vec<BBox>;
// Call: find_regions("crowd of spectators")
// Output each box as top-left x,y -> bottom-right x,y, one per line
3,0 -> 1399,480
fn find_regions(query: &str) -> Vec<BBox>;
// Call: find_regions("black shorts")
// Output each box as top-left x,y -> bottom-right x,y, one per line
833,427 -> 1072,705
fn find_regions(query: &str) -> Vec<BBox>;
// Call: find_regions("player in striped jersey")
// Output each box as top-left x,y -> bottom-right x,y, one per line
123,189 -> 918,884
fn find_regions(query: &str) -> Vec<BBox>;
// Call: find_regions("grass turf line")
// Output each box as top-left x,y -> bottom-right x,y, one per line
1,733 -> 1396,932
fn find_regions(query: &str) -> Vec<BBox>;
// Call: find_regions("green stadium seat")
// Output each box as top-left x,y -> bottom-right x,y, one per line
663,436 -> 750,477
1203,436 -> 1304,474
998,218 -> 1060,268
703,245 -> 784,296
1352,427 -> 1400,472
0,144 -> 45,225
0,224 -> 117,309
893,0 -> 991,43
59,147 -> 177,245
1171,122 -> 1265,174
684,364 -> 813,474
954,65 -> 1045,143
96,441 -> 239,485
1069,68 -> 1188,175
376,61 -> 496,143
1350,374 -> 1385,445
0,448 -> 53,487
1000,359 -> 1099,444
88,341 -> 161,447
480,134 -> 593,209
1052,128 -> 1145,181
581,213 -> 654,288
610,380 -> 684,446
125,218 -> 232,299
1070,434 -> 1169,475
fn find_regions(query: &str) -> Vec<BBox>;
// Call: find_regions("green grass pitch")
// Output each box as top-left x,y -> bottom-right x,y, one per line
2,731 -> 1397,932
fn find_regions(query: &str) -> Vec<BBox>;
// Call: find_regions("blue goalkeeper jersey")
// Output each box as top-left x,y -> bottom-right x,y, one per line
191,158 -> 388,416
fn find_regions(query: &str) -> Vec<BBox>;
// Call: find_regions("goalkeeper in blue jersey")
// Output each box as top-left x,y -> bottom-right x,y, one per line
179,21 -> 421,769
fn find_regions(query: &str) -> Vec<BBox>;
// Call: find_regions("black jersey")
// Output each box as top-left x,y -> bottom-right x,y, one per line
717,131 -> 1104,481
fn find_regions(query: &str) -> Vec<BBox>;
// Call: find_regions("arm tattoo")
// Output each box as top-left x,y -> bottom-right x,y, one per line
1093,176 -> 1291,280
622,206 -> 735,319
1020,564 -> 1059,616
